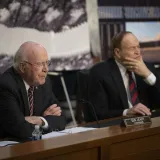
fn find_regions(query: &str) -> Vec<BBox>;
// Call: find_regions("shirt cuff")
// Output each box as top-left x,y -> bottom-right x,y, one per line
123,109 -> 128,116
39,117 -> 48,129
144,73 -> 156,85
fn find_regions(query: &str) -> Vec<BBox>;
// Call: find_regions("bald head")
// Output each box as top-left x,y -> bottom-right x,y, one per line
14,41 -> 49,86
13,41 -> 47,70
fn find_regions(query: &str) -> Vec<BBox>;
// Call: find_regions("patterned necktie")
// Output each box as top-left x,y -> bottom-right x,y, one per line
127,71 -> 139,106
28,86 -> 34,116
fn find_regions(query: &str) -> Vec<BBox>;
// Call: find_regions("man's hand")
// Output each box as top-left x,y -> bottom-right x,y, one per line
123,56 -> 151,78
25,116 -> 43,126
127,103 -> 151,116
43,104 -> 62,116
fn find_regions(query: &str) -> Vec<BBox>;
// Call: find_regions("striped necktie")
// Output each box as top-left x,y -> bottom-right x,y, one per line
28,86 -> 34,116
127,71 -> 139,106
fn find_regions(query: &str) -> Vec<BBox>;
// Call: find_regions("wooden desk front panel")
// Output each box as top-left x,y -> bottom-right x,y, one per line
109,133 -> 160,160
46,147 -> 100,160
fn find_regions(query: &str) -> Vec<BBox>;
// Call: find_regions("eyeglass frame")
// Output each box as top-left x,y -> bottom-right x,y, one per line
22,60 -> 51,68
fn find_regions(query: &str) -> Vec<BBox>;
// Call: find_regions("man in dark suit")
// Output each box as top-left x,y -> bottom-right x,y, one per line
0,41 -> 66,139
88,31 -> 160,122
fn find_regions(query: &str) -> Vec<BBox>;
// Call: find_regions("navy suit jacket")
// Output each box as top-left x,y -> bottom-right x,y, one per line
0,67 -> 66,139
87,58 -> 160,122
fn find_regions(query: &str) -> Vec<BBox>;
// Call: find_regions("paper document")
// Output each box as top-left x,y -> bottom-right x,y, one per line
0,141 -> 19,147
42,127 -> 96,139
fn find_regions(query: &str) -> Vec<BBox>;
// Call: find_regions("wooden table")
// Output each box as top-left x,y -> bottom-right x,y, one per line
0,117 -> 160,160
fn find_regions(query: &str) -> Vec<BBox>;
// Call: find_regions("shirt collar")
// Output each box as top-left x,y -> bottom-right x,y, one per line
115,60 -> 127,75
23,80 -> 30,91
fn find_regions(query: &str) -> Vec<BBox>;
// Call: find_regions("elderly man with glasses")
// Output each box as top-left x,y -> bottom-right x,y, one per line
0,41 -> 66,140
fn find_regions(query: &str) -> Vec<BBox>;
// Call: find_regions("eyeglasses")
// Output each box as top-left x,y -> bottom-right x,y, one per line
23,60 -> 51,68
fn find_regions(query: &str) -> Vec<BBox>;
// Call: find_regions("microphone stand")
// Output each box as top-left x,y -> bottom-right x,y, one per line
48,72 -> 77,127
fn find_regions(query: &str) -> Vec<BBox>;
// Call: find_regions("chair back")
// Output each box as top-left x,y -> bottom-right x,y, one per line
76,70 -> 93,122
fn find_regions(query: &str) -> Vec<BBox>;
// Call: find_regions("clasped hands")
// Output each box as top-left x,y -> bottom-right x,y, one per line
25,104 -> 62,126
43,104 -> 62,116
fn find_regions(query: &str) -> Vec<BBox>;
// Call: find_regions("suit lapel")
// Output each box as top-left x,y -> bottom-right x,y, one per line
15,74 -> 30,116
135,74 -> 148,105
33,86 -> 42,115
108,59 -> 129,109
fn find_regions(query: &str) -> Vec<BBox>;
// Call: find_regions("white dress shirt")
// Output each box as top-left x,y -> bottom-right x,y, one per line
23,81 -> 48,129
115,61 -> 156,116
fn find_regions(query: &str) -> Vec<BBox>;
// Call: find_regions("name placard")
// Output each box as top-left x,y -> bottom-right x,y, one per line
121,116 -> 152,127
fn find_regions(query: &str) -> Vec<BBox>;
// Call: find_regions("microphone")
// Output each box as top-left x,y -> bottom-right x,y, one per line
78,99 -> 100,128
48,71 -> 62,76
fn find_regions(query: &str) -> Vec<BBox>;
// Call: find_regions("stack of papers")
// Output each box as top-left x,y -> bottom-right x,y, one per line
0,141 -> 19,147
42,127 -> 96,139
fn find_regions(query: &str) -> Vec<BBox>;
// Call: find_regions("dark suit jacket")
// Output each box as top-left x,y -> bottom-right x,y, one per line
87,58 -> 160,122
0,67 -> 66,139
